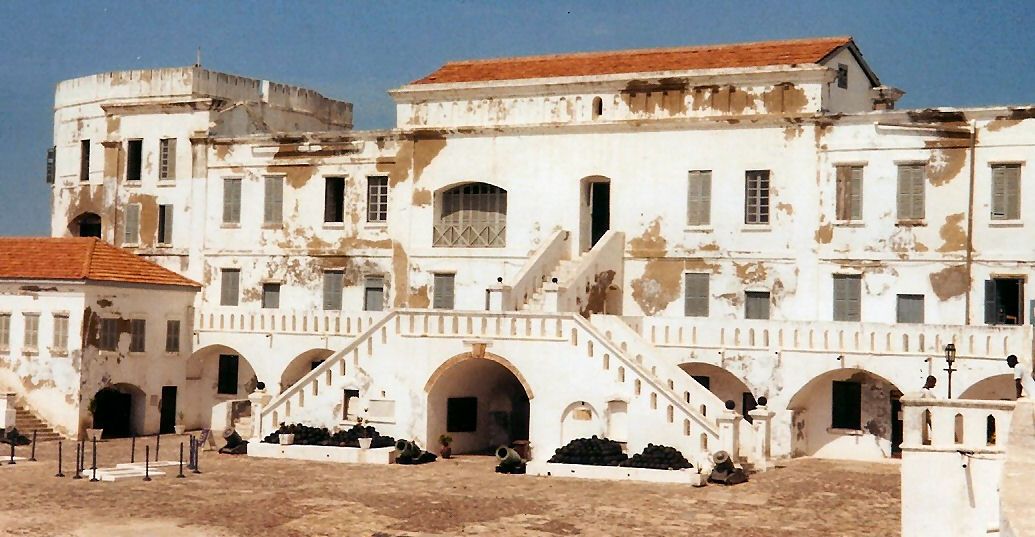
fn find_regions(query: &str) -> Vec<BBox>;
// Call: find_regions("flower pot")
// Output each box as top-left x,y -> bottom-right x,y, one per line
358,437 -> 373,449
86,428 -> 103,441
279,433 -> 295,445
174,425 -> 186,435
440,445 -> 452,459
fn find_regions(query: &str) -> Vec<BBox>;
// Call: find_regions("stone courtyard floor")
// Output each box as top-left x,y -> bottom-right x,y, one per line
0,435 -> 900,536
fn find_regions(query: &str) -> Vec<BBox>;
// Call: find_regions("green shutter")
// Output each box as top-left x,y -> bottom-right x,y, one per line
684,273 -> 709,317
124,204 -> 140,244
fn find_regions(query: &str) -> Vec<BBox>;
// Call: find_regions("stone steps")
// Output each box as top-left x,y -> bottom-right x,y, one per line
12,405 -> 64,442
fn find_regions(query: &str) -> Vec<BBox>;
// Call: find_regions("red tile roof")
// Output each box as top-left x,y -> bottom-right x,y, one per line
412,36 -> 855,85
0,237 -> 200,288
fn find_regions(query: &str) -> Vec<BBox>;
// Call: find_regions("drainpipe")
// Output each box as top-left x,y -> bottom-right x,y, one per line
964,120 -> 977,325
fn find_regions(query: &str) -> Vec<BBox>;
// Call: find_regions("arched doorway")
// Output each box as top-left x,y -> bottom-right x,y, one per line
959,374 -> 1015,401
91,383 -> 145,438
560,401 -> 604,445
579,175 -> 610,252
70,212 -> 102,238
787,368 -> 903,460
425,353 -> 531,455
185,344 -> 258,430
679,363 -> 757,418
279,349 -> 335,393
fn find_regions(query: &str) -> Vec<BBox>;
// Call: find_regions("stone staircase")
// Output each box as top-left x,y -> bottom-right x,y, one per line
13,405 -> 64,442
520,255 -> 584,311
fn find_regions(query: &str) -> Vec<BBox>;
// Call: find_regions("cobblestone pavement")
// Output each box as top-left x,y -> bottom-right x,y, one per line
0,436 -> 900,536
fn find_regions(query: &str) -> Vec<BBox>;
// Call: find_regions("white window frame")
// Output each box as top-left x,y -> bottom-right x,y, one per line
367,176 -> 389,223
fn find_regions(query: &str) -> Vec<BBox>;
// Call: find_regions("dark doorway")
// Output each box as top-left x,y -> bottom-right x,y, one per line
742,392 -> 758,424
217,354 -> 240,395
891,391 -> 903,457
159,386 -> 177,434
93,387 -> 133,438
510,391 -> 530,441
985,278 -> 1024,325
76,213 -> 102,238
590,182 -> 610,248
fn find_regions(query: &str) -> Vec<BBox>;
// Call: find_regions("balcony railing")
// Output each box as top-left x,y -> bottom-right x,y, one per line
195,308 -> 386,337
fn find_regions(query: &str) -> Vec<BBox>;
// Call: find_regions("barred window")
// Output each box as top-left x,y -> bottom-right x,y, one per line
434,183 -> 507,247
367,176 -> 388,222
744,170 -> 770,225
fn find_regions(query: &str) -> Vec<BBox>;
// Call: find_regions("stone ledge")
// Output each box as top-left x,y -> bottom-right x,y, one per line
1000,400 -> 1035,537
526,461 -> 706,486
247,442 -> 395,465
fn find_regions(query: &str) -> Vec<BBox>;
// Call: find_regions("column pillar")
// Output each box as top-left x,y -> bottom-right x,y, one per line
247,387 -> 272,441
748,405 -> 776,471
716,408 -> 742,464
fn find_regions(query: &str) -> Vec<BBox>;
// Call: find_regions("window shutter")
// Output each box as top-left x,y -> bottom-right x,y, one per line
684,273 -> 709,317
159,205 -> 173,244
896,167 -> 909,219
223,178 -> 241,224
166,139 -> 176,180
849,167 -> 863,220
911,166 -> 925,219
991,166 -> 1006,219
124,204 -> 140,244
221,270 -> 239,306
687,171 -> 711,226
434,274 -> 455,309
984,280 -> 998,325
1006,166 -> 1021,220
835,166 -> 849,220
265,176 -> 283,224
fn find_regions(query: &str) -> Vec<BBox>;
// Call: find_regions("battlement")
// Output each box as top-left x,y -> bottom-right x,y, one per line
54,67 -> 352,125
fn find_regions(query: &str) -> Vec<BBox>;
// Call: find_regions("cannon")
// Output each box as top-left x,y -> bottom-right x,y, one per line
495,445 -> 526,474
708,450 -> 748,485
218,427 -> 248,455
395,439 -> 422,459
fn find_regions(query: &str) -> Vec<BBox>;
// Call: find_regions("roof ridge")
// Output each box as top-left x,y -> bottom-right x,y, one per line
436,36 -> 853,67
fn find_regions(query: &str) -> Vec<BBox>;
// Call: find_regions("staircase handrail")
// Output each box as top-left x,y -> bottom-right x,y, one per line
557,230 -> 624,314
503,229 -> 570,310
259,311 -> 399,424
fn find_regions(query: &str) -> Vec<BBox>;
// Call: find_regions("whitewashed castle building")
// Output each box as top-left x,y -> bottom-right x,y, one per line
16,35 -> 1033,488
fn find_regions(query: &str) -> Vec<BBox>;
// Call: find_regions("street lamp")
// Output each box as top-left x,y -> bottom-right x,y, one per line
944,343 -> 957,399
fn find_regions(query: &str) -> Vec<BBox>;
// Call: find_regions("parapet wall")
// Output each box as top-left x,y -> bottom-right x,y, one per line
54,67 -> 351,124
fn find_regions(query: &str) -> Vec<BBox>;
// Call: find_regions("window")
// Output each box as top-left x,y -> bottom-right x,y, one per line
324,177 -> 345,223
684,273 -> 709,317
220,269 -> 240,306
835,165 -> 863,221
897,164 -> 925,221
433,273 -> 455,309
165,320 -> 180,353
836,63 -> 848,89
364,276 -> 385,312
896,294 -> 925,324
322,271 -> 343,310
367,176 -> 388,223
434,183 -> 507,247
832,274 -> 862,321
262,283 -> 280,309
991,164 -> 1021,220
342,388 -> 360,420
157,204 -> 173,245
222,178 -> 242,224
744,170 -> 770,224
592,96 -> 603,119
126,139 -> 142,181
46,146 -> 56,185
217,354 -> 239,395
985,278 -> 1024,325
53,314 -> 69,352
158,138 -> 176,180
447,397 -> 477,432
687,170 -> 712,226
831,381 -> 862,430
80,140 -> 90,182
0,314 -> 9,348
23,314 -> 39,350
745,291 -> 770,320
263,176 -> 283,225
129,319 -> 146,352
123,203 -> 140,245
99,319 -> 119,351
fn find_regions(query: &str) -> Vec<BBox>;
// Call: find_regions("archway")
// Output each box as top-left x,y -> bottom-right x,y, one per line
279,348 -> 335,393
91,383 -> 145,438
69,212 -> 102,238
679,363 -> 757,419
787,368 -> 903,460
185,344 -> 258,430
433,182 -> 507,248
560,401 -> 604,445
959,374 -> 1015,401
425,353 -> 531,455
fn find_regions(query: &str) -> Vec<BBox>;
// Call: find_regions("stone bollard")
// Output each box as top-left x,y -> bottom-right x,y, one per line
247,387 -> 272,441
748,405 -> 776,472
0,393 -> 15,430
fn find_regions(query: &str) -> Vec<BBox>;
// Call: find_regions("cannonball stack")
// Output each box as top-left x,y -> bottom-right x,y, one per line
547,436 -> 627,466
262,423 -> 395,448
620,443 -> 692,470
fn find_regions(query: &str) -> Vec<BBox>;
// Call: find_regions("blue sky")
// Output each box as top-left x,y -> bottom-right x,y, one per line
1,1 -> 1032,236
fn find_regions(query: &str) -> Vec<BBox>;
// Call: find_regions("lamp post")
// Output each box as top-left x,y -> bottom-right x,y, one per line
944,343 -> 957,399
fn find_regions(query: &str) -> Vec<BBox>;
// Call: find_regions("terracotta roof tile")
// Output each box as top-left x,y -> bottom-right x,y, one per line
412,36 -> 854,85
0,237 -> 200,288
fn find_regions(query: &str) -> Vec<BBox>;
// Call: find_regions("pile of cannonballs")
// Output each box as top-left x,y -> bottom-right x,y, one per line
262,423 -> 395,448
620,443 -> 692,470
548,436 -> 628,466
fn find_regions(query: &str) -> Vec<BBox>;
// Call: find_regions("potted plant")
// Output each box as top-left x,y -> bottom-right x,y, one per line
85,397 -> 103,441
174,412 -> 186,435
439,434 -> 453,459
356,416 -> 372,449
